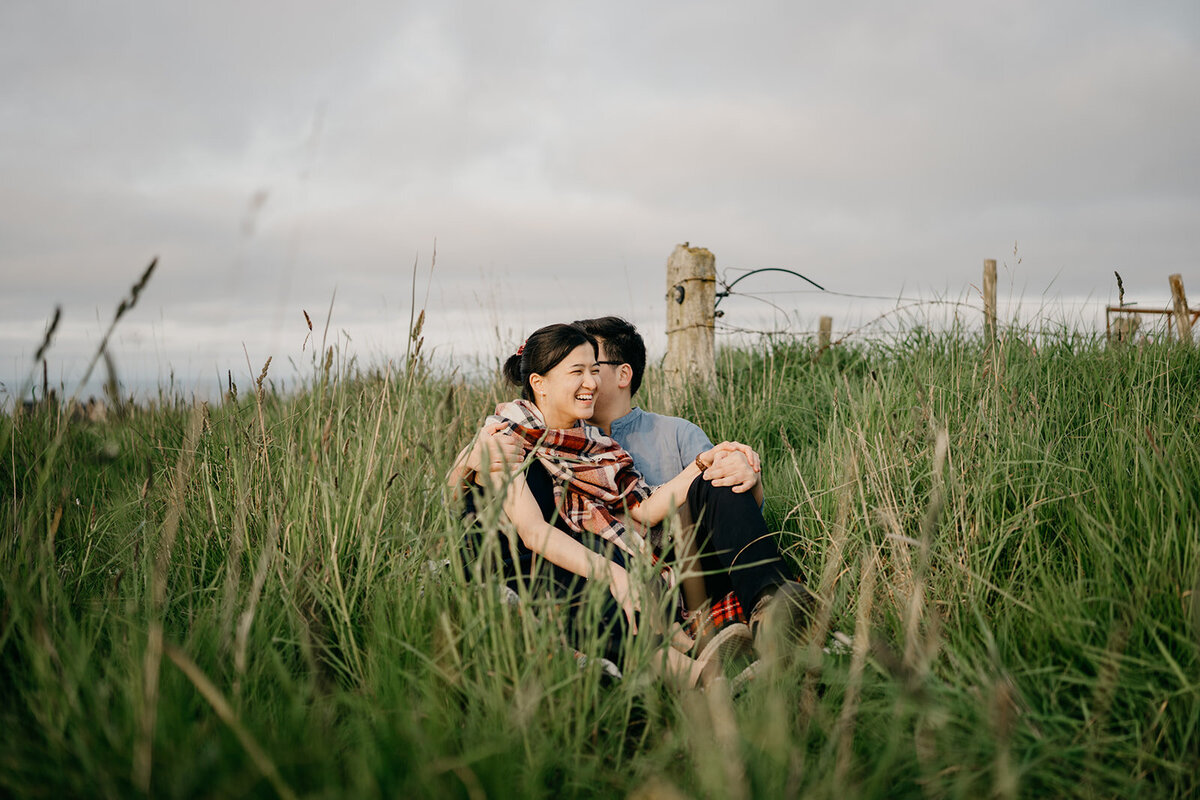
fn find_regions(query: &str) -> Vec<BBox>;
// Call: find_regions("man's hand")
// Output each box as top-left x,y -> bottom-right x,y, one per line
709,441 -> 760,473
701,447 -> 760,494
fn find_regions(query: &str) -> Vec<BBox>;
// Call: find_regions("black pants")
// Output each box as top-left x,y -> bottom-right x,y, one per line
683,477 -> 793,612
462,462 -> 632,664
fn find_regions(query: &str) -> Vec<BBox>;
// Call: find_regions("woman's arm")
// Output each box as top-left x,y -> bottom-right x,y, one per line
503,473 -> 640,629
445,422 -> 525,494
625,455 -> 707,527
627,441 -> 764,525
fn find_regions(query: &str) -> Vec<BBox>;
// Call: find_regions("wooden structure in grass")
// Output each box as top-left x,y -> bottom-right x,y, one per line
1106,274 -> 1197,343
664,243 -> 717,397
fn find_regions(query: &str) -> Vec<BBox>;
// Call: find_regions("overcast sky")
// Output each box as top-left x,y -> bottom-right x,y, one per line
2,0 -> 1198,399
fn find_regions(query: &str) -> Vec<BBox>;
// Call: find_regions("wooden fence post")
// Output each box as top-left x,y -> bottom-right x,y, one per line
818,315 -> 833,351
664,243 -> 716,398
983,259 -> 997,345
1169,274 -> 1192,342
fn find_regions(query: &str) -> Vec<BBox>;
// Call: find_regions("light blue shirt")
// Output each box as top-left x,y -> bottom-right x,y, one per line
608,407 -> 714,487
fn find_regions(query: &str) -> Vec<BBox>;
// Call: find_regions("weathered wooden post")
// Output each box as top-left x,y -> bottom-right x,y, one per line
1169,274 -> 1192,342
983,259 -> 997,345
818,315 -> 833,351
664,243 -> 716,398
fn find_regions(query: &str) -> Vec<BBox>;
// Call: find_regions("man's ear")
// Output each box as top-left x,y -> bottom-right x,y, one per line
617,364 -> 633,390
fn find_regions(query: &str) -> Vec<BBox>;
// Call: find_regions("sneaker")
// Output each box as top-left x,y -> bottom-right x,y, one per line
573,650 -> 624,681
729,658 -> 762,696
692,621 -> 754,679
824,630 -> 854,656
749,581 -> 817,661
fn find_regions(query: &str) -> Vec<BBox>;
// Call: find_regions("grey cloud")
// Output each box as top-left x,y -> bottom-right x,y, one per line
2,0 -> 1198,393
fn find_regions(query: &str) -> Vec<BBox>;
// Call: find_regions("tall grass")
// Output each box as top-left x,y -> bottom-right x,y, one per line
2,316 -> 1197,798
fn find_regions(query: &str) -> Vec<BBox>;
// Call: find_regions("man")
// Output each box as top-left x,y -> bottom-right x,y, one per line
452,316 -> 813,658
570,317 -> 812,657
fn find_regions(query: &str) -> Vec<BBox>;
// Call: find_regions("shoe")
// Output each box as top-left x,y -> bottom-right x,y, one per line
749,581 -> 816,661
824,630 -> 853,656
573,650 -> 624,682
691,621 -> 754,679
729,658 -> 762,696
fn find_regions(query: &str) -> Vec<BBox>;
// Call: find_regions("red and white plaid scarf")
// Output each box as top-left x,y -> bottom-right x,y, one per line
488,399 -> 653,559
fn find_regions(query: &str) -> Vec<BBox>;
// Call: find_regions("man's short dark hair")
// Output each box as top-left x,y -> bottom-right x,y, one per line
573,316 -> 647,395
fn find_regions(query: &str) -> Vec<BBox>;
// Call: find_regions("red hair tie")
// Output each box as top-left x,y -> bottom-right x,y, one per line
516,340 -> 526,356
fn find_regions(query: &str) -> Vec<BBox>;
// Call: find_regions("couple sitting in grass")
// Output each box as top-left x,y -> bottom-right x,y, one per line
449,316 -> 814,689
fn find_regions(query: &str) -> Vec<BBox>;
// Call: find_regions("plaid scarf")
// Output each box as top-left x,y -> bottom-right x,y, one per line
488,399 -> 653,559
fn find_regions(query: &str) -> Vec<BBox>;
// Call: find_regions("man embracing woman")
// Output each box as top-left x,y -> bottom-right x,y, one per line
450,318 -> 814,689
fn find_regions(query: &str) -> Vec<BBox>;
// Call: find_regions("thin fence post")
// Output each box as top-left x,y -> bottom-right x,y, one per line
664,243 -> 716,399
818,316 -> 833,351
1169,274 -> 1192,343
983,259 -> 997,345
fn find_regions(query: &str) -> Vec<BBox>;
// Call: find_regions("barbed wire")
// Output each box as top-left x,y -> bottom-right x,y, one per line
715,297 -> 992,342
724,289 -> 1122,310
710,265 -> 1167,345
716,265 -> 1152,308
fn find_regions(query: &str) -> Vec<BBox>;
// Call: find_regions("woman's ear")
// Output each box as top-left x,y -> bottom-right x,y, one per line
529,372 -> 544,397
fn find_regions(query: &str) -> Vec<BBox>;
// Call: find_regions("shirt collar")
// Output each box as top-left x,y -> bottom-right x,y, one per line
609,406 -> 643,433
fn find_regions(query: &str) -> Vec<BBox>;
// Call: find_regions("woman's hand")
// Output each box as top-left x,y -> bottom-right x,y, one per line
605,561 -> 641,634
473,422 -> 525,488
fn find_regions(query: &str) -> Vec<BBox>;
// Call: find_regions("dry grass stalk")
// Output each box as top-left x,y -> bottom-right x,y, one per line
705,678 -> 748,800
627,776 -> 691,800
434,611 -> 463,687
1081,617 -> 1130,741
990,675 -> 1019,800
796,447 -> 856,724
835,545 -> 879,788
220,468 -> 251,654
133,404 -> 204,793
247,354 -> 275,489
233,522 -> 279,700
33,305 -> 61,364
102,347 -> 124,419
682,682 -> 748,800
878,505 -> 915,614
904,429 -> 947,676
255,356 -> 272,399
164,643 -> 297,800
425,757 -> 487,800
77,258 -> 157,396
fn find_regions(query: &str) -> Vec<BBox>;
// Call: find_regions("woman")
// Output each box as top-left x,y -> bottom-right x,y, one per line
453,323 -> 744,688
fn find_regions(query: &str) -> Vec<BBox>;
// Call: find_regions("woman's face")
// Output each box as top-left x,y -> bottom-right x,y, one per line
530,343 -> 600,429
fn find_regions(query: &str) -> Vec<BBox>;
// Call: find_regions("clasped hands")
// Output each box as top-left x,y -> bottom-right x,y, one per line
696,441 -> 762,494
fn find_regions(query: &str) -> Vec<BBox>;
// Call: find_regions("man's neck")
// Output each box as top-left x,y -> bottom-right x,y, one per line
592,398 -> 634,435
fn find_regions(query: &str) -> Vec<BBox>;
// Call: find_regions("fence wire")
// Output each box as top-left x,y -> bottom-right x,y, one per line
710,267 -> 1191,346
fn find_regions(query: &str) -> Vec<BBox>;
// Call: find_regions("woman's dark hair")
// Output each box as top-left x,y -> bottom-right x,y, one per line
503,323 -> 598,401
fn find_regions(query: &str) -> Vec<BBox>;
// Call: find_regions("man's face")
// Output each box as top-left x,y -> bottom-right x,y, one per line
593,340 -> 622,407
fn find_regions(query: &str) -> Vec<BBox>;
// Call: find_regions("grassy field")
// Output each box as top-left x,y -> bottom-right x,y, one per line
2,323 -> 1198,799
